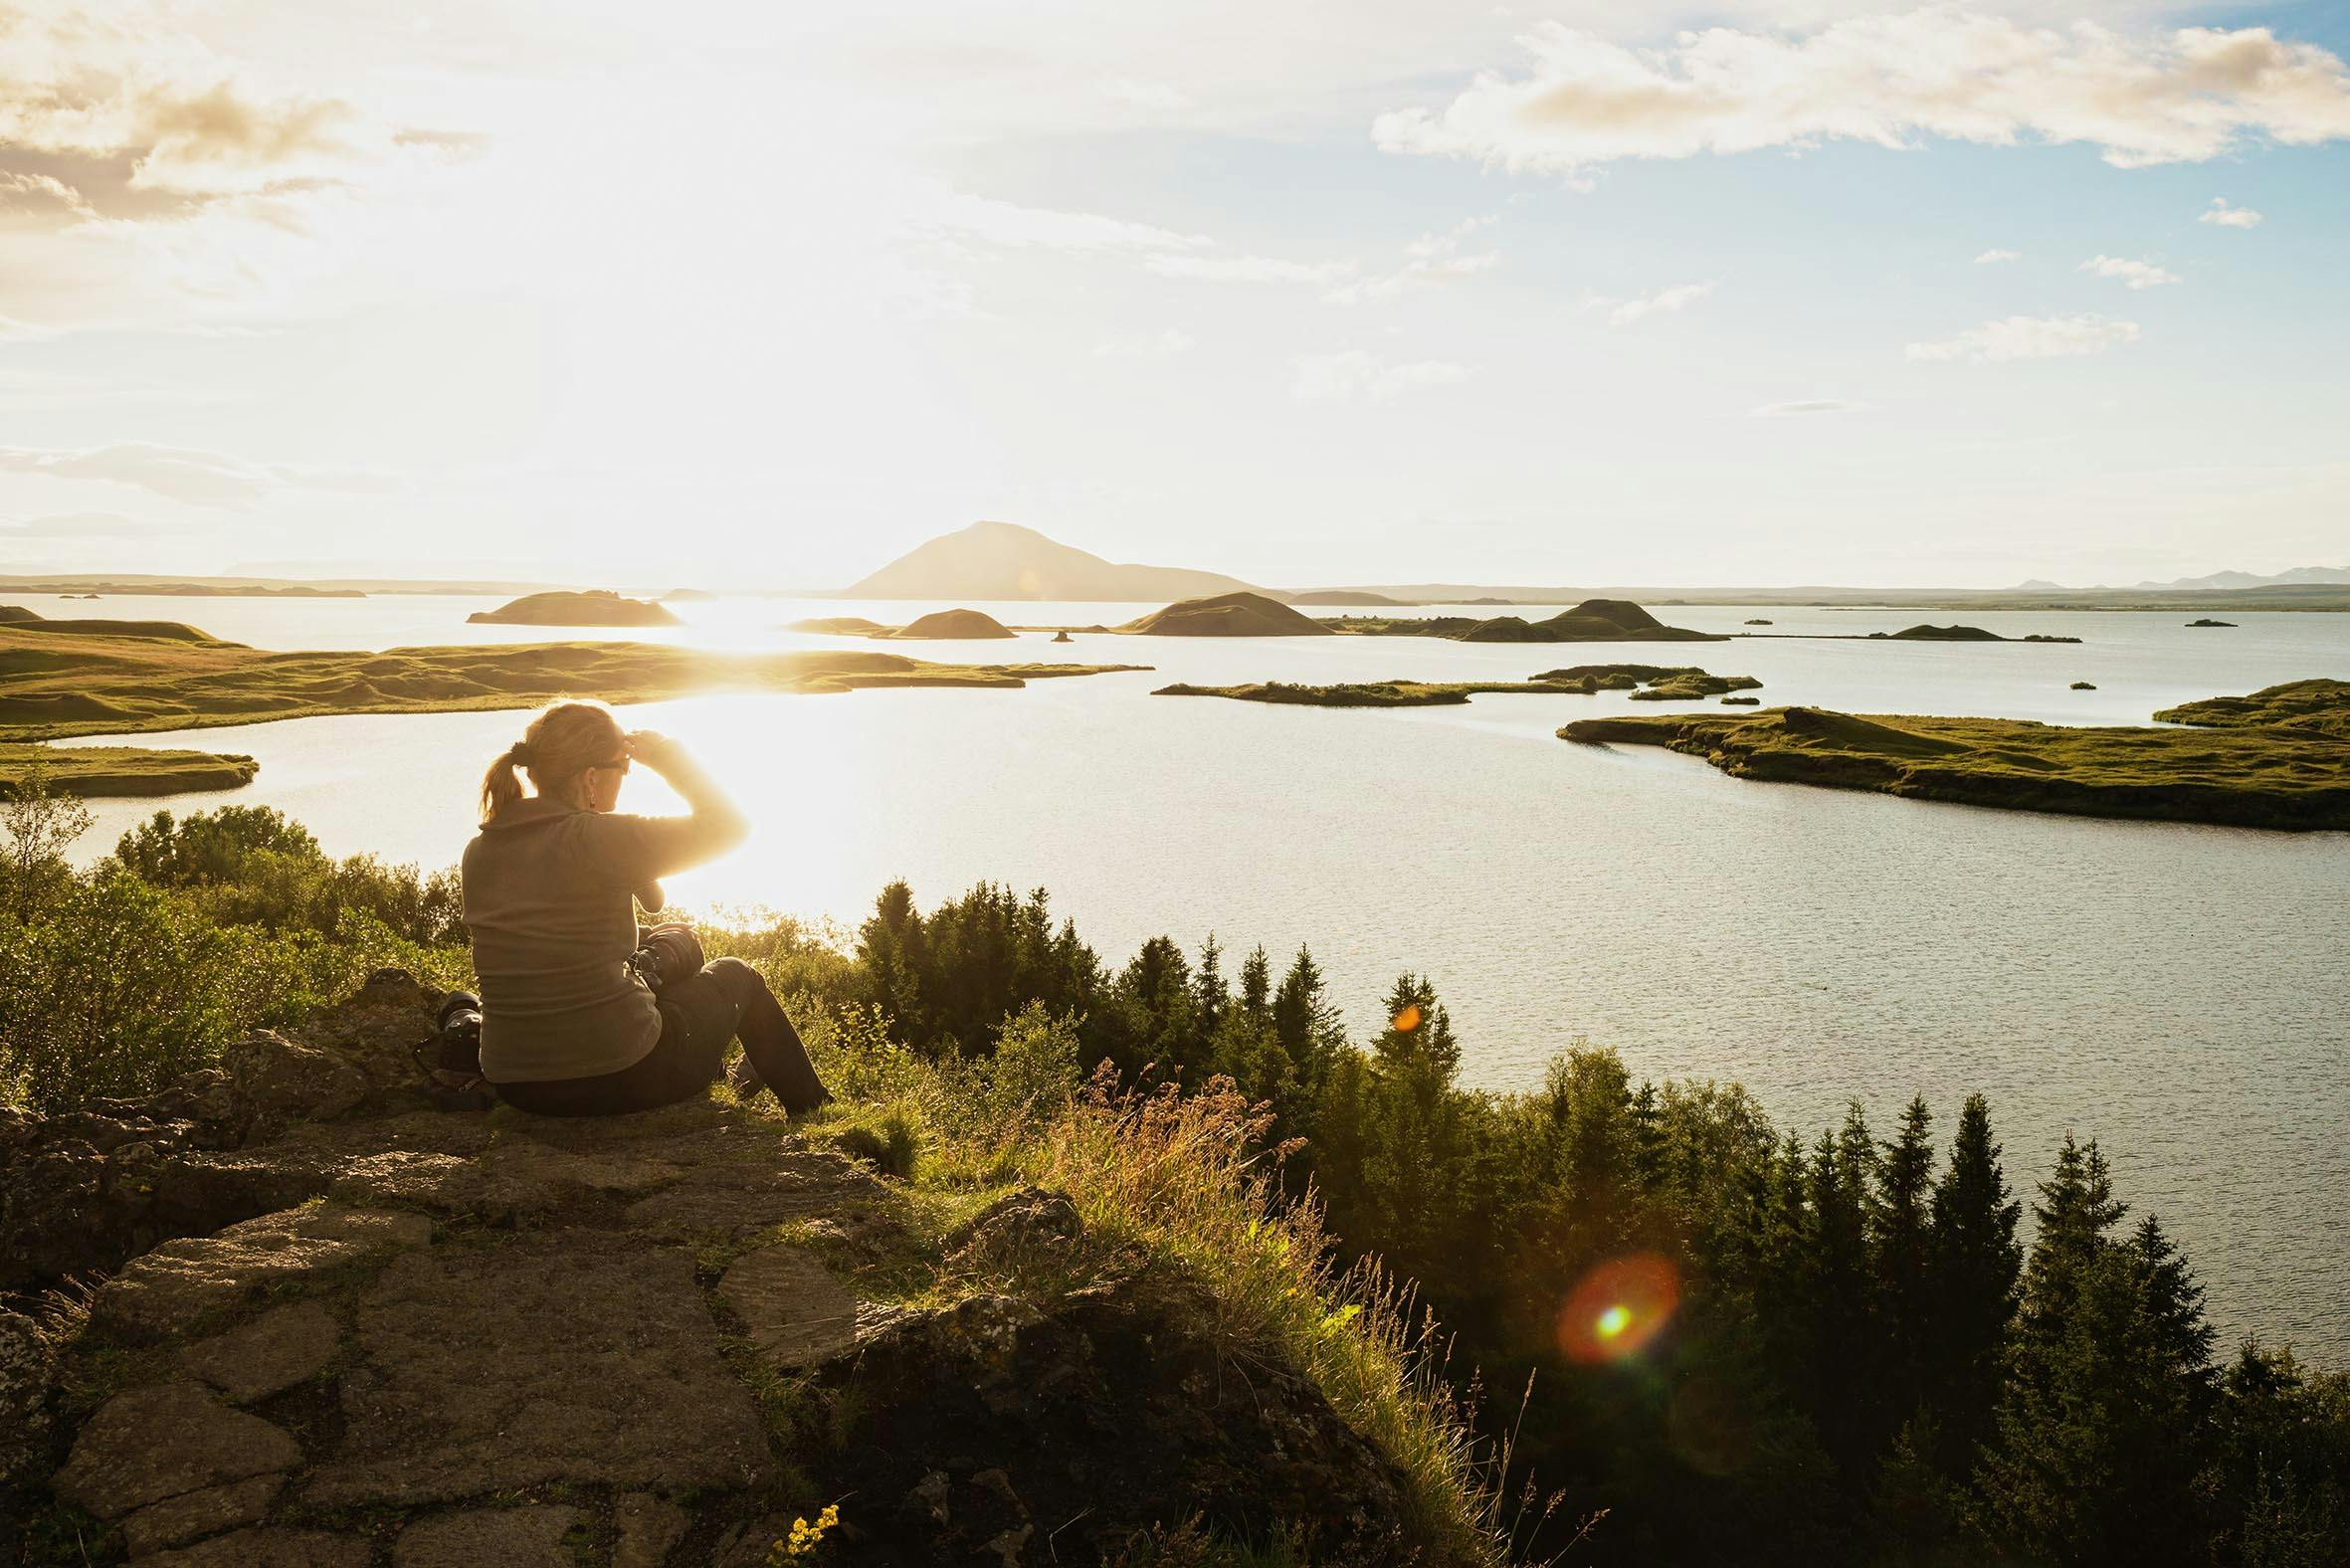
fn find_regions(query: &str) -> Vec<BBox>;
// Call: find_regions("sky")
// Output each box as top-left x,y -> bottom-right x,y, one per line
1,0 -> 2346,590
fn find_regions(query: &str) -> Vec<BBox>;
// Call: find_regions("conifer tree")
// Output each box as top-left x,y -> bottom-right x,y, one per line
1272,946 -> 1345,1103
1191,932 -> 1227,1049
1924,1093 -> 2021,1464
1805,1107 -> 1876,1469
1872,1095 -> 1937,1434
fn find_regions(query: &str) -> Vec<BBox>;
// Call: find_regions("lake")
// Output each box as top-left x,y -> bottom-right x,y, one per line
44,591 -> 2350,1360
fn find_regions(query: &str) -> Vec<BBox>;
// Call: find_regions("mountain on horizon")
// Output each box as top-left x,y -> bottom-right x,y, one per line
841,520 -> 1266,602
2124,565 -> 2350,591
2009,565 -> 2350,593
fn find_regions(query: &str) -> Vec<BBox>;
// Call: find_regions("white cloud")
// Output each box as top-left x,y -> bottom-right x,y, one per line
1102,79 -> 1192,112
1906,314 -> 2142,363
0,442 -> 274,504
0,11 -> 460,215
924,190 -> 1352,289
0,510 -> 177,538
1373,15 -> 2350,176
1750,399 -> 1857,416
2200,197 -> 2264,228
1974,248 -> 2022,264
2080,254 -> 2181,289
1147,253 -> 1353,285
1326,215 -> 1500,304
1291,349 -> 1469,401
1605,280 -> 1717,326
0,171 -> 94,215
1093,328 -> 1198,357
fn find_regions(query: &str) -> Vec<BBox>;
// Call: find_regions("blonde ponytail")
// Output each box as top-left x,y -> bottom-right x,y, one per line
478,701 -> 627,825
479,749 -> 525,825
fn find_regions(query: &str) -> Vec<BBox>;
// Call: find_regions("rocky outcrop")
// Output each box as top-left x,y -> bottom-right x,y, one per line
1,977 -> 1430,1566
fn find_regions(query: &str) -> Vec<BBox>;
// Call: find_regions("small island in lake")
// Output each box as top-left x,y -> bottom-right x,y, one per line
1288,589 -> 1412,607
1155,665 -> 1761,707
1121,592 -> 1332,636
2072,682 -> 2097,689
1865,624 -> 2082,644
1330,598 -> 1725,644
1562,686 -> 2350,831
2187,618 -> 2238,628
788,616 -> 887,636
883,608 -> 1017,640
0,619 -> 1147,796
469,590 -> 682,627
2,741 -> 259,797
787,609 -> 1020,640
1744,617 -> 1773,625
2154,679 -> 2350,738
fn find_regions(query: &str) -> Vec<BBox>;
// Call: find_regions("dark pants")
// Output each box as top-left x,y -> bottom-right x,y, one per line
494,958 -> 830,1117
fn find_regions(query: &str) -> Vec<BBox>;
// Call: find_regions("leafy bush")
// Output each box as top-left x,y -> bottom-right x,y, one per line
112,806 -> 464,946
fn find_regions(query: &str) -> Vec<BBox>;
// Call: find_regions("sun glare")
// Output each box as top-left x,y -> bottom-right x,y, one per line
1558,1252 -> 1682,1364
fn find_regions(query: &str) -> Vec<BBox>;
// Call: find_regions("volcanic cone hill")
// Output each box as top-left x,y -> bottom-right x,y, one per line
1333,599 -> 1723,643
469,591 -> 682,628
0,975 -> 1469,1566
844,520 -> 1262,602
881,608 -> 1017,640
1120,592 -> 1333,637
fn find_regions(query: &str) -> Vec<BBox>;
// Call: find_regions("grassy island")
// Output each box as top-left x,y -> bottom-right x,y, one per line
1120,592 -> 1332,636
1866,624 -> 2083,644
468,590 -> 681,627
1155,665 -> 1762,708
0,621 -> 1146,795
1332,598 -> 1724,643
2154,679 -> 2350,739
1562,701 -> 2350,831
885,607 -> 1016,639
0,741 -> 259,797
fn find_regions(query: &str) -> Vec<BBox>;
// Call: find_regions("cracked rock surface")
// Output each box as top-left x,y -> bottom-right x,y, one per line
2,974 -> 1428,1566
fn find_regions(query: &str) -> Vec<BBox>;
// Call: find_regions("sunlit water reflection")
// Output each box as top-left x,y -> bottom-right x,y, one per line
45,593 -> 2350,1359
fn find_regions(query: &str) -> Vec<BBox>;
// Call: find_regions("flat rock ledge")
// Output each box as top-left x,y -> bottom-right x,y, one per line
3,975 -> 1430,1566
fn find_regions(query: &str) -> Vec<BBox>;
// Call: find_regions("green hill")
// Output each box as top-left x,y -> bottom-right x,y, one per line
468,591 -> 682,628
1563,701 -> 2350,831
881,609 -> 1018,640
1120,592 -> 1332,637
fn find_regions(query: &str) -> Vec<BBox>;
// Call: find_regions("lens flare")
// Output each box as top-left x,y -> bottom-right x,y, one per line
1557,1252 -> 1681,1364
1390,1003 -> 1423,1034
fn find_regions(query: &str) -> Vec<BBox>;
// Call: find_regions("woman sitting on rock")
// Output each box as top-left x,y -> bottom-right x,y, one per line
461,700 -> 829,1117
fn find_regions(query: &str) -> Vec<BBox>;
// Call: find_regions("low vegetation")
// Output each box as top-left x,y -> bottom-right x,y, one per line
1563,702 -> 2350,831
0,743 -> 257,798
2155,678 -> 2350,739
1152,667 -> 1762,708
0,618 -> 1145,796
8,802 -> 2346,1564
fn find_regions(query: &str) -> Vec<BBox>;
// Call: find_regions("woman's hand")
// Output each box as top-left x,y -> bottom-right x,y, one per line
624,730 -> 685,772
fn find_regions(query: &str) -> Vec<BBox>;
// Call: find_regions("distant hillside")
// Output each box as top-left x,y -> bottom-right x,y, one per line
1120,592 -> 1332,637
881,608 -> 1017,640
2121,566 -> 2350,591
844,521 -> 1265,602
469,591 -> 681,628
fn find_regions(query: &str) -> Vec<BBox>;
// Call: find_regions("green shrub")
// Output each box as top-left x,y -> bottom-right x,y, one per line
111,806 -> 464,946
0,869 -> 265,1110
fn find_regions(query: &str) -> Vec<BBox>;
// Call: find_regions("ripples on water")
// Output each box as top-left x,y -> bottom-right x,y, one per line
48,593 -> 2350,1359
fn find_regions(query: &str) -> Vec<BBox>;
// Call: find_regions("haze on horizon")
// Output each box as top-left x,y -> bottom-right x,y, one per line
2,0 -> 2347,592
